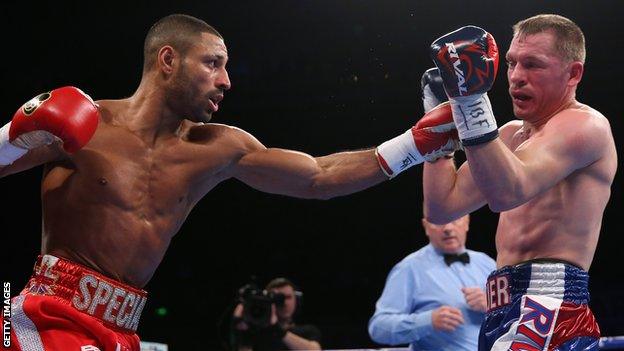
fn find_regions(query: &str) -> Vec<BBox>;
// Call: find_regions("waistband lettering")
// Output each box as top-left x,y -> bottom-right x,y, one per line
72,275 -> 98,310
70,274 -> 146,332
116,292 -> 136,327
87,280 -> 114,315
103,287 -> 126,324
487,275 -> 510,311
127,296 -> 147,331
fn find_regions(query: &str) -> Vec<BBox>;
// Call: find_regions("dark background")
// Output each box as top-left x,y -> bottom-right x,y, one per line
1,1 -> 622,350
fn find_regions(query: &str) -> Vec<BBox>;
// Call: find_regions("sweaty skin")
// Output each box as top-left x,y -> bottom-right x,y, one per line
423,31 -> 617,271
1,33 -> 386,287
489,106 -> 614,270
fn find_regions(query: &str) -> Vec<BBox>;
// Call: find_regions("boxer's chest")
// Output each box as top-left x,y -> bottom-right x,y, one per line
43,123 -> 227,215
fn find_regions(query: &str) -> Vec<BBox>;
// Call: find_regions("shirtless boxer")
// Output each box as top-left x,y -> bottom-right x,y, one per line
0,14 -> 459,351
424,15 -> 617,350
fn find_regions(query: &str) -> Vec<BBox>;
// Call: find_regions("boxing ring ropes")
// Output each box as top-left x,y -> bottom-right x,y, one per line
138,336 -> 624,350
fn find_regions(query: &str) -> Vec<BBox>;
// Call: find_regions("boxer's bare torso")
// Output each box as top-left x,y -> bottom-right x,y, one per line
41,99 -> 249,287
494,104 -> 616,270
2,93 -> 383,288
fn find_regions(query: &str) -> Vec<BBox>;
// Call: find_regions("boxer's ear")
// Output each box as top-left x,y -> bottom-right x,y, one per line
566,61 -> 583,87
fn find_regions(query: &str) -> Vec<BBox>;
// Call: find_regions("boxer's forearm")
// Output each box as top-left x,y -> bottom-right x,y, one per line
424,156 -> 488,223
312,149 -> 387,198
233,147 -> 386,200
423,158 -> 460,223
0,143 -> 64,179
465,139 -> 527,211
0,122 -> 27,169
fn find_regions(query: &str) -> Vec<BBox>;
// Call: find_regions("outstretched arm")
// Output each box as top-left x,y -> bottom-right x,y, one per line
231,135 -> 386,200
227,101 -> 460,200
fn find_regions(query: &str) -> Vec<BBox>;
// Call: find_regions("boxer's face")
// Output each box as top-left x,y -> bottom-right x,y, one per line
506,30 -> 575,123
171,32 -> 231,122
271,285 -> 297,321
423,216 -> 469,254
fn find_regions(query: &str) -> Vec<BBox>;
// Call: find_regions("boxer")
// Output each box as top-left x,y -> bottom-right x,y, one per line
424,15 -> 617,350
0,14 -> 459,350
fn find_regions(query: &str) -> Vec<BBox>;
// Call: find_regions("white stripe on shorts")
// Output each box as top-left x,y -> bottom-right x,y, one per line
11,295 -> 45,351
527,263 -> 565,299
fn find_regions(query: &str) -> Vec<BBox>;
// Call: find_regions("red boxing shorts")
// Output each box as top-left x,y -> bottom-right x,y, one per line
479,259 -> 600,351
2,255 -> 147,351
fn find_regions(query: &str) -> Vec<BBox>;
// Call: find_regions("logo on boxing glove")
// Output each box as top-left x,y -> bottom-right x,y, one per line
445,43 -> 468,95
22,92 -> 51,116
431,26 -> 499,98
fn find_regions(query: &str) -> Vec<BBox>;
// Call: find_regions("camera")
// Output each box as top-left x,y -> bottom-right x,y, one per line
238,283 -> 286,328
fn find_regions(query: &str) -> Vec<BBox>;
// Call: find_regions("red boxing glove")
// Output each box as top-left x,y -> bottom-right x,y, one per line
10,86 -> 99,153
413,102 -> 459,158
376,103 -> 460,178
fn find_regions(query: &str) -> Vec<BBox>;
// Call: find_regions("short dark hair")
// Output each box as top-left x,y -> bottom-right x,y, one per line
266,277 -> 296,291
143,14 -> 223,72
513,14 -> 585,63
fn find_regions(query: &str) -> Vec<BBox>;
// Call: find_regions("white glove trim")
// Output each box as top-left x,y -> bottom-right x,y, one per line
0,122 -> 28,166
376,129 -> 425,178
449,93 -> 499,145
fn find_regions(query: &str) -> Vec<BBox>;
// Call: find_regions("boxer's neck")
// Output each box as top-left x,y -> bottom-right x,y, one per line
124,78 -> 184,142
522,98 -> 580,133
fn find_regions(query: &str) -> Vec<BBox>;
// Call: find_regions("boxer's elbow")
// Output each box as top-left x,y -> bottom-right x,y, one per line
292,174 -> 332,200
308,189 -> 335,200
488,199 -> 528,212
483,169 -> 536,212
486,187 -> 527,212
487,201 -> 508,213
425,210 -> 455,224
307,180 -> 339,200
424,201 -> 456,224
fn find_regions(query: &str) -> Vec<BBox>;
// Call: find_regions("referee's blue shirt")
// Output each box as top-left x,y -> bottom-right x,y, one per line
369,244 -> 496,351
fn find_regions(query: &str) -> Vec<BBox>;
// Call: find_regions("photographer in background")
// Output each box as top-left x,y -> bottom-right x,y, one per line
231,278 -> 322,351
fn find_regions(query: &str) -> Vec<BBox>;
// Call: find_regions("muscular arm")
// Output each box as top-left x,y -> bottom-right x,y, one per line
465,109 -> 610,212
423,122 -> 523,223
0,143 -> 64,178
229,128 -> 387,200
423,158 -> 487,224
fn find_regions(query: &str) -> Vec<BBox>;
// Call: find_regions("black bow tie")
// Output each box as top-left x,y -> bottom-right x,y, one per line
444,252 -> 470,266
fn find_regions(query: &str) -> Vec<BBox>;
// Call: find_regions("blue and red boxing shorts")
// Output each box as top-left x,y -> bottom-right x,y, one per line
2,254 -> 147,351
479,259 -> 600,351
